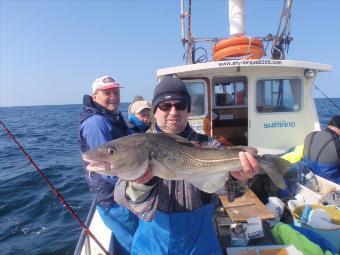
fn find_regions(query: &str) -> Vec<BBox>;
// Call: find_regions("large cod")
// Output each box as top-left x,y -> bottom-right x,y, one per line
83,133 -> 290,193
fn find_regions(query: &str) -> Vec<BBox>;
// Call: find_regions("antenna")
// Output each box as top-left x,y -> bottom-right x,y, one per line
180,0 -> 194,64
266,0 -> 293,59
180,0 -> 216,64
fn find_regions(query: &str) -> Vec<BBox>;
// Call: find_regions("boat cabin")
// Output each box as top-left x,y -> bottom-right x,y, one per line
157,59 -> 331,154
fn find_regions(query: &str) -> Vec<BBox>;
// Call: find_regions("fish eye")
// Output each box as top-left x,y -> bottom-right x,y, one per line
107,147 -> 117,155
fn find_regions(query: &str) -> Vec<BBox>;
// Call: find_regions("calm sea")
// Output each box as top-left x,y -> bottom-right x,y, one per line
0,99 -> 339,255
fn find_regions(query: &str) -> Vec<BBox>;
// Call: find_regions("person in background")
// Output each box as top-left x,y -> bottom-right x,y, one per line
114,76 -> 259,255
302,115 -> 340,184
77,75 -> 138,255
128,95 -> 145,115
128,100 -> 152,133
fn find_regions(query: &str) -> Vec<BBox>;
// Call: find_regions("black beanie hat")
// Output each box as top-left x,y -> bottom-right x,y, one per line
328,115 -> 340,128
152,76 -> 191,113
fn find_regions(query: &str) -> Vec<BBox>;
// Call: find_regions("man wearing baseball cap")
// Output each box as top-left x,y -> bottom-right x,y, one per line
303,115 -> 340,183
78,75 -> 138,255
127,100 -> 152,133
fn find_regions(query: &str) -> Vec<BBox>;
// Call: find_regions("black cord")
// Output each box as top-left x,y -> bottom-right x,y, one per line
194,47 -> 208,63
313,83 -> 340,112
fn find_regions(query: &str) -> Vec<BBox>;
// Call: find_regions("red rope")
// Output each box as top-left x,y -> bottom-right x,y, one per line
0,120 -> 110,255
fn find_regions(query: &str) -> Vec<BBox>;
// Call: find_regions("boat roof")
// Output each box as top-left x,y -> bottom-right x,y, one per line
157,59 -> 332,77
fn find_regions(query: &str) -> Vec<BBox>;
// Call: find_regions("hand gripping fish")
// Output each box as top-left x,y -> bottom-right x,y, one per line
82,133 -> 290,193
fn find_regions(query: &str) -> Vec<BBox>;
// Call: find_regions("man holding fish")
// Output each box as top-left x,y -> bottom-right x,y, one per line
87,76 -> 260,254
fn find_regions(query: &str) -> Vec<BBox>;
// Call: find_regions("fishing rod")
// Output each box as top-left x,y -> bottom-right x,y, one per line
313,83 -> 340,112
0,120 -> 110,255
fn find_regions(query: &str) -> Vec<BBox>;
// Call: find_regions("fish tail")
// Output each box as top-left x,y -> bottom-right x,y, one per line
257,155 -> 291,189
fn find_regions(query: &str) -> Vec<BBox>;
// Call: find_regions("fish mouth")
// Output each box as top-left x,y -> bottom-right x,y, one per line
82,154 -> 110,171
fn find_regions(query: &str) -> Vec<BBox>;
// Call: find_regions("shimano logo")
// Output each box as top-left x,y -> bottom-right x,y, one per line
264,120 -> 295,128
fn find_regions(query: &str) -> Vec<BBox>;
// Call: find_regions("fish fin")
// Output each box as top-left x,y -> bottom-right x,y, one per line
186,170 -> 229,193
257,155 -> 291,189
122,160 -> 150,181
150,159 -> 177,180
231,146 -> 258,156
154,133 -> 197,147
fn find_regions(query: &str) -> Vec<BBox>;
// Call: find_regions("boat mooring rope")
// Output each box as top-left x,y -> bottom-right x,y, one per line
0,120 -> 110,255
313,83 -> 340,112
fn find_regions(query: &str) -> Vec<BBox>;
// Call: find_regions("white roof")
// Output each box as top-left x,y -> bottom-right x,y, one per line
157,59 -> 332,77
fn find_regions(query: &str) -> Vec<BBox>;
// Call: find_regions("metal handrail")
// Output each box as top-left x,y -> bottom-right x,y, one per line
74,198 -> 98,255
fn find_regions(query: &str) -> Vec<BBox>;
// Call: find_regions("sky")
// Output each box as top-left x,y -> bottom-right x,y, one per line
0,0 -> 339,107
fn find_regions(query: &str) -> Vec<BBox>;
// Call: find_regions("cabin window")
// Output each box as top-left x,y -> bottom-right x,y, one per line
184,80 -> 205,116
214,80 -> 247,107
256,78 -> 302,113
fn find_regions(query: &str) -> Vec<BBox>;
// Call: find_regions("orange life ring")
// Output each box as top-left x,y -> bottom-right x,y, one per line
213,44 -> 264,61
213,36 -> 263,53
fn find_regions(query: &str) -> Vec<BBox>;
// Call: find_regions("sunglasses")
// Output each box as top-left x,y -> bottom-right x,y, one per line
158,101 -> 188,112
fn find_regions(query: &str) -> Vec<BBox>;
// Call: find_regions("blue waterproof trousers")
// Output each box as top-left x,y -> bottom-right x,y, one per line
97,203 -> 139,255
131,204 -> 223,255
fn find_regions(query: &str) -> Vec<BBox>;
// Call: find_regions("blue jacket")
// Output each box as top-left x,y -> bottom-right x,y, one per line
303,128 -> 340,184
127,114 -> 149,134
78,95 -> 129,207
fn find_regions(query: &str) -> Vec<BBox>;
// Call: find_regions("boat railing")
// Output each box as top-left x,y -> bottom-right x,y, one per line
74,198 -> 98,255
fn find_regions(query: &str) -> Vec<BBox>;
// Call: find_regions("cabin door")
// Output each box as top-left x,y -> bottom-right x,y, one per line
211,76 -> 248,146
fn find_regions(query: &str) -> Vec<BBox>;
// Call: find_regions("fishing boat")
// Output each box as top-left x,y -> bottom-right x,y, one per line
164,0 -> 331,155
74,0 -> 337,254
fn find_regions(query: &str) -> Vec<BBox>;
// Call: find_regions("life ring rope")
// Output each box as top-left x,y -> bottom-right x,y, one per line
212,36 -> 265,61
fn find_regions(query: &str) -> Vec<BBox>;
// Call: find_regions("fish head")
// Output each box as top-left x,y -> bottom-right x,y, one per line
82,133 -> 150,180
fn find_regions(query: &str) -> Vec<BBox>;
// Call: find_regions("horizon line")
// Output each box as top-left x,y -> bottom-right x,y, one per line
1,97 -> 339,108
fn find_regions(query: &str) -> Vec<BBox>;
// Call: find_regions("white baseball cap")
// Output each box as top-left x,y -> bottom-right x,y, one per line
92,75 -> 123,93
130,100 -> 151,114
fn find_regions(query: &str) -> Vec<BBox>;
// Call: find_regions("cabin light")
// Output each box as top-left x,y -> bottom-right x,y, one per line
304,69 -> 315,79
